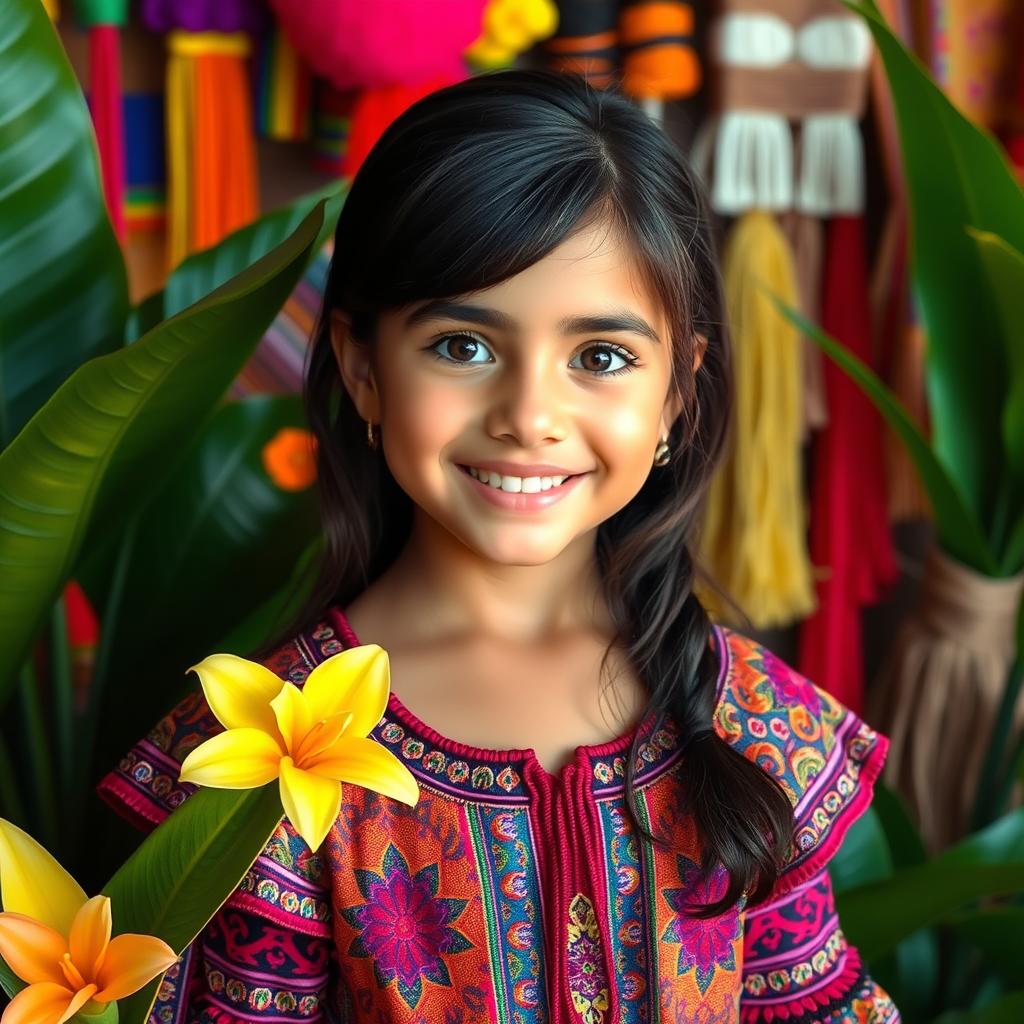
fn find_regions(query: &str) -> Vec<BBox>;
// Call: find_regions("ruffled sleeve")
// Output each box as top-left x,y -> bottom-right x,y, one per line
96,636 -> 338,1023
712,627 -> 900,1024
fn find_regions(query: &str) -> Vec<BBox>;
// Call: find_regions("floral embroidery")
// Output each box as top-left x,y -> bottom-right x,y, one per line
567,893 -> 610,1023
661,855 -> 742,994
339,843 -> 474,1009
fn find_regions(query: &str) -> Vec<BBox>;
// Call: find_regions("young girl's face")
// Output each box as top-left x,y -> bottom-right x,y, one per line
333,217 -> 698,568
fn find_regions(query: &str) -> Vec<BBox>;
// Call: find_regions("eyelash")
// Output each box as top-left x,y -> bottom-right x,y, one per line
426,332 -> 641,377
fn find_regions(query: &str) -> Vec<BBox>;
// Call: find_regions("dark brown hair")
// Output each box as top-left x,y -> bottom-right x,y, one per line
255,67 -> 794,916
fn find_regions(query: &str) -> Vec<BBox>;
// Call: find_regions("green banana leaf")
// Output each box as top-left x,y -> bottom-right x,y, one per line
102,785 -> 285,1024
213,533 -> 325,657
773,299 -> 996,574
0,201 -> 326,709
849,0 -> 1024,539
835,862 -> 1024,962
86,395 -> 321,763
948,907 -> 1024,987
934,992 -> 1024,1024
130,179 -> 346,340
872,782 -> 928,869
938,808 -> 1024,865
966,229 -> 1024,571
828,805 -> 893,893
0,0 -> 128,446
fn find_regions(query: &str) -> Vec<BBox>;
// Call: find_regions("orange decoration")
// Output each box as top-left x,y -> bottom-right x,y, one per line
262,428 -> 318,491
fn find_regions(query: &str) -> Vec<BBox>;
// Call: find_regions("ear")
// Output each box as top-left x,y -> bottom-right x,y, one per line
330,310 -> 380,422
661,333 -> 708,436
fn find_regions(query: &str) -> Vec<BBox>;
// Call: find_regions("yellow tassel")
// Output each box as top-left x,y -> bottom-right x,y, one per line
696,211 -> 817,629
166,42 -> 194,270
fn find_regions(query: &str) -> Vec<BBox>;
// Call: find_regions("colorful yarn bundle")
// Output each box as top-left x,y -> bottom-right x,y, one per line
312,85 -> 356,176
254,26 -> 313,142
164,30 -> 259,266
542,0 -> 620,88
465,0 -> 559,70
143,0 -> 267,268
619,0 -> 701,123
697,211 -> 815,629
74,1 -> 129,240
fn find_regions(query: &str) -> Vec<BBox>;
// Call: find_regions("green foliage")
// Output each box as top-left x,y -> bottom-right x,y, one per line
0,0 -> 129,448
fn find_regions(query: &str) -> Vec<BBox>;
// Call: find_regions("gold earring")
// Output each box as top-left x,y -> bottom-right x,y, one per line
653,438 -> 670,467
366,419 -> 379,450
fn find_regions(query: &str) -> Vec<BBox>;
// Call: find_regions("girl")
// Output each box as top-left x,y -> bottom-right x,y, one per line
100,68 -> 899,1024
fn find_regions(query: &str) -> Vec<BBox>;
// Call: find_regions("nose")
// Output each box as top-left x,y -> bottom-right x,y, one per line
484,351 -> 569,446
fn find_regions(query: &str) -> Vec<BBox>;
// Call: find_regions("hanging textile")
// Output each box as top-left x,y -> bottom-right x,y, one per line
75,1 -> 129,241
542,0 -> 620,89
697,210 -> 814,629
618,0 -> 701,124
465,0 -> 560,70
312,84 -> 357,177
143,0 -> 266,268
797,216 -> 899,713
254,26 -> 313,142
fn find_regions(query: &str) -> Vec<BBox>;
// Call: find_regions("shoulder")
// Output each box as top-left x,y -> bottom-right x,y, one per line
710,625 -> 890,897
96,612 -> 347,831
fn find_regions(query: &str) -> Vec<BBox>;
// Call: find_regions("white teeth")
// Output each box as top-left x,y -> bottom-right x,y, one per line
466,466 -> 571,492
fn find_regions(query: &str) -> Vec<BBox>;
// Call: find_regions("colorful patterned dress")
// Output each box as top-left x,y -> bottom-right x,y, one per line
98,606 -> 901,1024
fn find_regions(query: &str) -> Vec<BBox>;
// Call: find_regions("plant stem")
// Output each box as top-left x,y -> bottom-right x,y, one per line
18,659 -> 58,848
969,656 -> 1023,830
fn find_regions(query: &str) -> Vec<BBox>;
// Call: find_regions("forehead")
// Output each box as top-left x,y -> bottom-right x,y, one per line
395,218 -> 667,337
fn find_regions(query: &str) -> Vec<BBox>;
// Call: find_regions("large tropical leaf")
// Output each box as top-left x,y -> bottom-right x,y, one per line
835,862 -> 1024,961
0,202 -> 326,708
103,785 -> 284,1024
848,0 -> 1024,539
130,180 -> 345,340
774,299 -> 995,573
87,395 -> 321,761
966,229 -> 1024,570
0,0 -> 128,446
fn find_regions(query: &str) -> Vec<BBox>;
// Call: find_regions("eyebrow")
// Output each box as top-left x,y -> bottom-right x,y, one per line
403,300 -> 661,346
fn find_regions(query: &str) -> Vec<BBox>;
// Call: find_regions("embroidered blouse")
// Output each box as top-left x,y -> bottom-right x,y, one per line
98,606 -> 900,1024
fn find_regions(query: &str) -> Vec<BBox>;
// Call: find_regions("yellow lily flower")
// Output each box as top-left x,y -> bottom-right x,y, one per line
178,644 -> 419,851
0,819 -> 178,1024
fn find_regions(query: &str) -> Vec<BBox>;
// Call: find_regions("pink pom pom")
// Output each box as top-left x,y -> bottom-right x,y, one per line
269,0 -> 489,89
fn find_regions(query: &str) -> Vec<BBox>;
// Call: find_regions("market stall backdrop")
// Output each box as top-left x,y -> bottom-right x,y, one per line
1,0 -> 1023,1021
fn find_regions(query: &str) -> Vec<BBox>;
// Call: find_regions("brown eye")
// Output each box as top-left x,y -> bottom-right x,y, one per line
571,343 -> 639,377
428,333 -> 492,365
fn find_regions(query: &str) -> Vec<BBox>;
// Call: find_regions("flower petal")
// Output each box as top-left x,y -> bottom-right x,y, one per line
301,644 -> 390,735
278,757 -> 342,852
1,982 -> 76,1024
270,682 -> 313,755
93,933 -> 179,1001
68,895 -> 111,980
178,728 -> 282,789
187,653 -> 285,736
57,983 -> 98,1024
0,819 -> 86,934
306,736 -> 419,806
294,710 -> 353,766
0,912 -> 67,985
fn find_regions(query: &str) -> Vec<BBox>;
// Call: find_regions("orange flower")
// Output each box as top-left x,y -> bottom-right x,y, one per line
262,428 -> 318,491
0,820 -> 178,1024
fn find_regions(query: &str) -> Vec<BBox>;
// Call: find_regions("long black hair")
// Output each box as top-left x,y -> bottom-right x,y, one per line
255,67 -> 794,916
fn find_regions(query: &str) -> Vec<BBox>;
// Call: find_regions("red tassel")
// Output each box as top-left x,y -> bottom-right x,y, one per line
798,215 -> 899,714
90,25 -> 125,240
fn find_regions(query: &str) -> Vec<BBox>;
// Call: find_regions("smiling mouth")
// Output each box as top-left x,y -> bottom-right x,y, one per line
456,464 -> 585,492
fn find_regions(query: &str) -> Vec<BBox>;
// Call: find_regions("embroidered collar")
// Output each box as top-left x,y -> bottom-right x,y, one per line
290,607 -> 731,804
